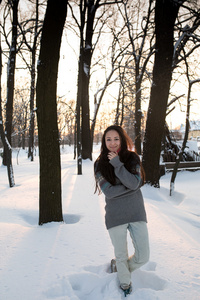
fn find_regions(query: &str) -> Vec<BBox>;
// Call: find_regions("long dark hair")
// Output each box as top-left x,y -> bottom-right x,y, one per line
94,125 -> 145,193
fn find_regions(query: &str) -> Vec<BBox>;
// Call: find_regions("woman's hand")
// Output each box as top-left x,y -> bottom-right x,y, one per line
108,151 -> 118,160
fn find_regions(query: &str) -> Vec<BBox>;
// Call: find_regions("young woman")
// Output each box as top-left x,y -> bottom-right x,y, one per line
94,125 -> 149,296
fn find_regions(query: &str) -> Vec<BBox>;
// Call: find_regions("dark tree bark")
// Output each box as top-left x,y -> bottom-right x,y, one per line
28,53 -> 36,161
142,0 -> 184,187
3,0 -> 19,166
76,54 -> 82,174
28,0 -> 39,161
0,34 -> 15,187
36,0 -> 67,225
135,65 -> 142,154
76,0 -> 101,161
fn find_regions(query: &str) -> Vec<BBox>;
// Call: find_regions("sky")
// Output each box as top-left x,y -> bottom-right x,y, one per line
57,33 -> 200,130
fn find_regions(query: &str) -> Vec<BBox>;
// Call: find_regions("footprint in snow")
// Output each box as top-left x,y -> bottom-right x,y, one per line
142,261 -> 157,272
132,268 -> 167,292
68,271 -> 119,300
84,261 -> 167,291
43,262 -> 167,299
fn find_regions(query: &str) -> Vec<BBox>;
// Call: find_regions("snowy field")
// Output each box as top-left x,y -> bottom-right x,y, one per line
0,146 -> 200,300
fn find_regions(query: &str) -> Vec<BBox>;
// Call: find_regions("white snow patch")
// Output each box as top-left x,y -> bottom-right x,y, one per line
0,146 -> 200,299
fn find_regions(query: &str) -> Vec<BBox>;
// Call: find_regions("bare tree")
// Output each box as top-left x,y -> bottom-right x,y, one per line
2,0 -> 19,167
170,55 -> 200,195
12,85 -> 30,149
142,0 -> 185,187
69,0 -> 123,174
90,26 -> 127,146
18,0 -> 43,161
0,30 -> 15,187
57,98 -> 75,146
70,0 -> 101,166
36,0 -> 67,225
142,0 -> 200,187
117,0 -> 155,154
173,2 -> 200,68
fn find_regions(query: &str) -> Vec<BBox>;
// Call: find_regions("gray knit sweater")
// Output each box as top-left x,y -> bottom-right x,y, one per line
95,155 -> 147,230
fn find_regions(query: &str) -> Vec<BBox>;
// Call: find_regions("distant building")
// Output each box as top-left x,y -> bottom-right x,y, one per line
171,129 -> 183,140
173,120 -> 200,141
188,120 -> 200,140
169,120 -> 200,156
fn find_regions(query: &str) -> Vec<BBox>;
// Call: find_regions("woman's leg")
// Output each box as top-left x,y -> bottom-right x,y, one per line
128,221 -> 150,272
108,223 -> 131,286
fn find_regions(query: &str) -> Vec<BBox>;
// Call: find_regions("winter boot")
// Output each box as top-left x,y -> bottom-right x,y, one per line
120,283 -> 132,297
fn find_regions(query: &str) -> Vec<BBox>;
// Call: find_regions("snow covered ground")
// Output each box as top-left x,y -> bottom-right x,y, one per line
0,146 -> 200,300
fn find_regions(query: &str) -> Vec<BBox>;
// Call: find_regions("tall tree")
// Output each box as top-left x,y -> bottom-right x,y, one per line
18,0 -> 43,161
26,0 -> 41,161
75,0 -> 101,161
90,25 -> 126,149
142,0 -> 184,187
36,0 -> 67,225
0,27 -> 15,187
118,0 -> 155,154
70,0 -> 121,166
3,0 -> 19,166
170,54 -> 200,195
27,0 -> 40,161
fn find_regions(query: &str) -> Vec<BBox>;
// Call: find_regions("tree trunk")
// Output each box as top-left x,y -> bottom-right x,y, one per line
36,0 -> 67,225
3,0 -> 19,166
0,34 -> 15,187
22,106 -> 27,149
81,55 -> 92,160
28,49 -> 36,161
28,58 -> 35,161
142,0 -> 183,187
28,0 -> 39,161
76,0 -> 100,162
135,63 -> 142,155
76,53 -> 82,174
114,84 -> 121,126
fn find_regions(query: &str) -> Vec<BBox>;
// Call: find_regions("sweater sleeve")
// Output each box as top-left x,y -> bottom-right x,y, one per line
95,170 -> 131,199
109,156 -> 141,190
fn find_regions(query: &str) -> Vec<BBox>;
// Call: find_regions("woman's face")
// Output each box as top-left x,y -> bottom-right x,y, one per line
105,130 -> 121,152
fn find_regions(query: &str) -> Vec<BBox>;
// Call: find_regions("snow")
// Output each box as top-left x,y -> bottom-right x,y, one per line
0,146 -> 200,300
186,140 -> 198,153
83,63 -> 89,77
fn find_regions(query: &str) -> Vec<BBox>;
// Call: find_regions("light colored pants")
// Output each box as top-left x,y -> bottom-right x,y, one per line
108,221 -> 149,286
